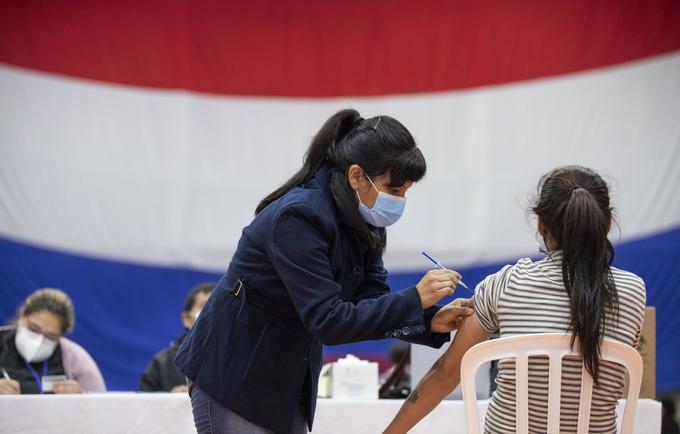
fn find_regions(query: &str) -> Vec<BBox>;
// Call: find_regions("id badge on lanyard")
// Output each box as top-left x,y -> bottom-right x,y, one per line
24,360 -> 48,393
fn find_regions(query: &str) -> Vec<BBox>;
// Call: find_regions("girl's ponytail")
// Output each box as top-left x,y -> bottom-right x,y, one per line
560,187 -> 616,382
533,166 -> 618,384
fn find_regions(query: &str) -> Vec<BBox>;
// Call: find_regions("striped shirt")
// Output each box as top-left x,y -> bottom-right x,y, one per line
474,251 -> 646,434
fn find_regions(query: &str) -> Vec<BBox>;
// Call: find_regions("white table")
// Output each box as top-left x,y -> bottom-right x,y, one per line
0,394 -> 660,433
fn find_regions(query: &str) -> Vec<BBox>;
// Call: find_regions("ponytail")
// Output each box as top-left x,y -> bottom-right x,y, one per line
561,188 -> 617,383
533,166 -> 618,385
255,109 -> 362,214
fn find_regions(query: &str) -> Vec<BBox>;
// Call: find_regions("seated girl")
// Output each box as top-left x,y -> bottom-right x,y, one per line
384,165 -> 646,434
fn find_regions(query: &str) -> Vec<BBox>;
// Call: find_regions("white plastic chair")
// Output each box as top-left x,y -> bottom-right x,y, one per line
460,333 -> 643,434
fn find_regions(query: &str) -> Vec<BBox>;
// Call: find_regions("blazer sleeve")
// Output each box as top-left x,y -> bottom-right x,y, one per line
352,248 -> 449,348
269,205 -> 429,346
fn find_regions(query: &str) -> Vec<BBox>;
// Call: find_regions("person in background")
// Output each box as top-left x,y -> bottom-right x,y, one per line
379,341 -> 412,399
0,288 -> 106,394
661,397 -> 680,434
139,282 -> 214,392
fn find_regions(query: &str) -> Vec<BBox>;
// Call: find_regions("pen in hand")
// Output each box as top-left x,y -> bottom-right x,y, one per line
421,251 -> 473,296
1,367 -> 21,394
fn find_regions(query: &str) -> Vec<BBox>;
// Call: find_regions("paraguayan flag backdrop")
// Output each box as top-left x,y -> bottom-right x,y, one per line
1,1 -> 680,391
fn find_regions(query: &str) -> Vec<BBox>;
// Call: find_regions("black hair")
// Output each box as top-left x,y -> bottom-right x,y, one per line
255,109 -> 426,249
532,165 -> 618,384
661,397 -> 676,417
388,341 -> 411,365
183,282 -> 215,312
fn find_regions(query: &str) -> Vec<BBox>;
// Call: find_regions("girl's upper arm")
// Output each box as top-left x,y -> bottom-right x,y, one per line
438,314 -> 492,379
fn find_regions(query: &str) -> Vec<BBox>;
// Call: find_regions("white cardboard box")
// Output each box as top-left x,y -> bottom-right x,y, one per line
318,355 -> 379,399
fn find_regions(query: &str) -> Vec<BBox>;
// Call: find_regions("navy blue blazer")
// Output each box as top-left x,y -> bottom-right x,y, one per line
175,166 -> 449,434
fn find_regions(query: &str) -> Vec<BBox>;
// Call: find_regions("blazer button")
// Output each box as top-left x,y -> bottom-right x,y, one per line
401,327 -> 411,336
352,265 -> 362,277
392,329 -> 402,338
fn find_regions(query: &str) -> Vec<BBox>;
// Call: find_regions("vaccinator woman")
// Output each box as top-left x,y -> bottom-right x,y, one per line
176,109 -> 472,434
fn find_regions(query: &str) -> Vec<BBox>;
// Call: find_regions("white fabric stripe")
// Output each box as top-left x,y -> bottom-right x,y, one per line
1,52 -> 680,270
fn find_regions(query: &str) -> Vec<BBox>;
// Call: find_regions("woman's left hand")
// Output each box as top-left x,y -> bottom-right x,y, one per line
430,298 -> 475,333
53,379 -> 82,394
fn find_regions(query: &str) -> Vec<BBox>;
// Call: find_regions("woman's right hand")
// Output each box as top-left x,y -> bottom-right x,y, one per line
416,269 -> 461,308
0,378 -> 20,394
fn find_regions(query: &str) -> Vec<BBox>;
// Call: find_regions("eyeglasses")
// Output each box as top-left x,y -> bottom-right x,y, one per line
26,320 -> 60,341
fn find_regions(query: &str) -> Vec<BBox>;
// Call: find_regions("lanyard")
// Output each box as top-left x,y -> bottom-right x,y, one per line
24,360 -> 48,394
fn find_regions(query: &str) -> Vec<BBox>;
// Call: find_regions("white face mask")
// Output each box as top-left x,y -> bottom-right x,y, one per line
15,324 -> 58,363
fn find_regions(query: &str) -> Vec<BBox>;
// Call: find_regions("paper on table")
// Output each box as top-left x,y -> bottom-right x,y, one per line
42,375 -> 68,393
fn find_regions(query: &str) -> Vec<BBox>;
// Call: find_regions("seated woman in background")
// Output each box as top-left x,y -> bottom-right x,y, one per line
0,288 -> 106,394
139,282 -> 214,393
384,166 -> 646,434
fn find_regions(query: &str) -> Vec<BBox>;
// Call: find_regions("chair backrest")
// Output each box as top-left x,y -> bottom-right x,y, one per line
460,333 -> 643,434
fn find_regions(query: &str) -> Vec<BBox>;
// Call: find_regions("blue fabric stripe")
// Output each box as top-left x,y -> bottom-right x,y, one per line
1,226 -> 678,391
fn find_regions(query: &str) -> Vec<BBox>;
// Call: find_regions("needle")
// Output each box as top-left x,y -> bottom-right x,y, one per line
421,251 -> 473,295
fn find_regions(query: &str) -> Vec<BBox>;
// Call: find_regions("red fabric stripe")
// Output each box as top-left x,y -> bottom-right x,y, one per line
1,0 -> 679,97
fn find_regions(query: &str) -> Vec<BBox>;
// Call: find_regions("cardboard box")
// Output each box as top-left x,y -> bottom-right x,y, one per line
624,306 -> 655,399
637,307 -> 656,399
317,354 -> 379,399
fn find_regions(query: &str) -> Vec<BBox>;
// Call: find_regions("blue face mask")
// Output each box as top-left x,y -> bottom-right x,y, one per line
356,172 -> 406,227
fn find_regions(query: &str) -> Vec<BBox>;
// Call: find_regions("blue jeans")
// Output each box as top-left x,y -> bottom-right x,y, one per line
189,382 -> 308,434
